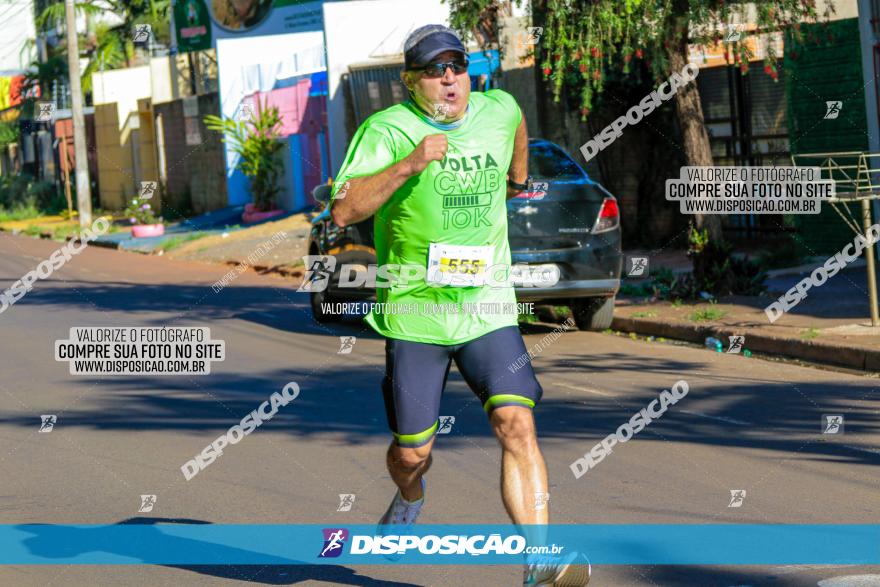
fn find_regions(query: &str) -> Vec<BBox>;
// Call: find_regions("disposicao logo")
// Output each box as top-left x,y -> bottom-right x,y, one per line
319,528 -> 348,558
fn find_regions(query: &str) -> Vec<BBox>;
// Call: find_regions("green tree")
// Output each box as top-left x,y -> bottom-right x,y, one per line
205,100 -> 285,212
447,0 -> 833,243
37,0 -> 171,70
22,54 -> 68,100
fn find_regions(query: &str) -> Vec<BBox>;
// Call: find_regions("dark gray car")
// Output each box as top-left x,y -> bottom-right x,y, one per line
307,138 -> 622,329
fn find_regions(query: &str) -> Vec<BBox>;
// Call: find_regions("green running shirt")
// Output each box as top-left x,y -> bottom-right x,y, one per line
331,89 -> 522,345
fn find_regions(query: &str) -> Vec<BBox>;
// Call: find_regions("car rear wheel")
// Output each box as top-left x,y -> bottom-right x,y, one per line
571,296 -> 615,331
310,288 -> 338,323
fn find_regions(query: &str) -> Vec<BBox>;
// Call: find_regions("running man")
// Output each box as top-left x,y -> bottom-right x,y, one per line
329,25 -> 590,586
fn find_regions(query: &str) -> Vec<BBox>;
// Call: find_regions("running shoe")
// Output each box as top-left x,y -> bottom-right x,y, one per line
523,551 -> 591,586
377,477 -> 425,527
375,478 -> 426,561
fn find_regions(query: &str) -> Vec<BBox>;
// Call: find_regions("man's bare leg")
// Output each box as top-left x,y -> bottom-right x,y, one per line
386,437 -> 435,502
492,405 -> 590,585
490,406 -> 549,526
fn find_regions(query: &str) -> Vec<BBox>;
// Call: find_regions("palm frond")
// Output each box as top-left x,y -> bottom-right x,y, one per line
36,1 -> 105,29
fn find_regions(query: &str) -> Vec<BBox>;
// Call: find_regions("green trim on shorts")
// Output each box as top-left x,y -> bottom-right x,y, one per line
394,420 -> 439,447
483,394 -> 536,413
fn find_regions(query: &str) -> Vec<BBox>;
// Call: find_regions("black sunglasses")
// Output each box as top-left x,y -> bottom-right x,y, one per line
417,59 -> 469,78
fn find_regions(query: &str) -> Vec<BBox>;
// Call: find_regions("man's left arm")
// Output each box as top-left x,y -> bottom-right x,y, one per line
506,114 -> 529,200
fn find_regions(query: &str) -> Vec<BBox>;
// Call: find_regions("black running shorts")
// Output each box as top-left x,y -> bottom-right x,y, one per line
381,325 -> 543,447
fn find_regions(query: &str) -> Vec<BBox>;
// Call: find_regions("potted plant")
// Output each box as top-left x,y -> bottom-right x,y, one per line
205,98 -> 285,224
124,197 -> 164,238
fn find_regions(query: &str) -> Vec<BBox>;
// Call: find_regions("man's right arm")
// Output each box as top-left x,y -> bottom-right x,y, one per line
331,134 -> 447,227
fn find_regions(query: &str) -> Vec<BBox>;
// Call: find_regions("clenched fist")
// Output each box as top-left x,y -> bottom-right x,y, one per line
405,134 -> 448,175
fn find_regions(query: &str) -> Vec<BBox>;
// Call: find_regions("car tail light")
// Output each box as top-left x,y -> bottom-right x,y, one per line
592,197 -> 620,234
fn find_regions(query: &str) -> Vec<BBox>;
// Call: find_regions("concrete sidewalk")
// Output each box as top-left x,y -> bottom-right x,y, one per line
8,210 -> 874,371
160,239 -> 880,372
163,212 -> 313,277
615,256 -> 880,372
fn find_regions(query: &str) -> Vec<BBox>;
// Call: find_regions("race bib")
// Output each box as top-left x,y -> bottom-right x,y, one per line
427,243 -> 495,287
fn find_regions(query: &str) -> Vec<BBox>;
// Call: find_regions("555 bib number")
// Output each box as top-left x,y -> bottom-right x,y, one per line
427,243 -> 494,287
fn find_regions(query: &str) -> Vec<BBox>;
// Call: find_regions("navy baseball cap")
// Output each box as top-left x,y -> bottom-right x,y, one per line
404,24 -> 467,70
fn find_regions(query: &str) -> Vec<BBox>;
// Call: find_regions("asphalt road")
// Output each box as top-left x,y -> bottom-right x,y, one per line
1,232 -> 879,587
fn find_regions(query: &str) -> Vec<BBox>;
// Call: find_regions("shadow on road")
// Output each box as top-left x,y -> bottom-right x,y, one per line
5,279 -> 878,468
16,517 -> 418,586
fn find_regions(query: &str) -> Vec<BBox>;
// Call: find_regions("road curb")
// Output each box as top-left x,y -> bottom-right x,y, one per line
611,316 -> 880,372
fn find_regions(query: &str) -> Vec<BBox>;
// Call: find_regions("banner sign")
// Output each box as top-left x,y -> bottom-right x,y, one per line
174,0 -> 212,52
3,524 -> 879,565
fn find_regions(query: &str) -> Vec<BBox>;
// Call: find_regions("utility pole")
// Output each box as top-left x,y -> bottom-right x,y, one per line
64,0 -> 92,227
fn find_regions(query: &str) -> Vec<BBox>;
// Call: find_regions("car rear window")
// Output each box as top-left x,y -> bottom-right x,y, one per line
528,143 -> 586,180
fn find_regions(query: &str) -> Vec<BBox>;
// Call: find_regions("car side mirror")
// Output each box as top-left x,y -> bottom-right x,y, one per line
312,184 -> 332,205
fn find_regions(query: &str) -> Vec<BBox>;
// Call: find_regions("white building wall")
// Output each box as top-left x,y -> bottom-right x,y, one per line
322,0 -> 450,175
0,0 -> 37,75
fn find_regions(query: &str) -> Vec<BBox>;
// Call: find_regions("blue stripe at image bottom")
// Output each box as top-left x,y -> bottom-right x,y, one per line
0,524 -> 877,565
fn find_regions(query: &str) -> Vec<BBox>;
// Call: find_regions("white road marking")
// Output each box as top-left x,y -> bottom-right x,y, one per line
817,575 -> 880,586
678,410 -> 752,426
555,382 -> 617,397
771,565 -> 851,575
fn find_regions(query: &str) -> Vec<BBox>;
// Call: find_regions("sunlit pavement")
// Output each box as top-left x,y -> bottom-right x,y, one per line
1,233 -> 878,586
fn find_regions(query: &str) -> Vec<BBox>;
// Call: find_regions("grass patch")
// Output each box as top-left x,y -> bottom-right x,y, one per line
156,232 -> 209,252
0,202 -> 42,222
22,225 -> 45,237
519,312 -> 538,323
671,298 -> 683,308
800,327 -> 820,339
688,303 -> 728,322
51,224 -> 80,240
631,310 -> 658,318
756,236 -> 807,270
